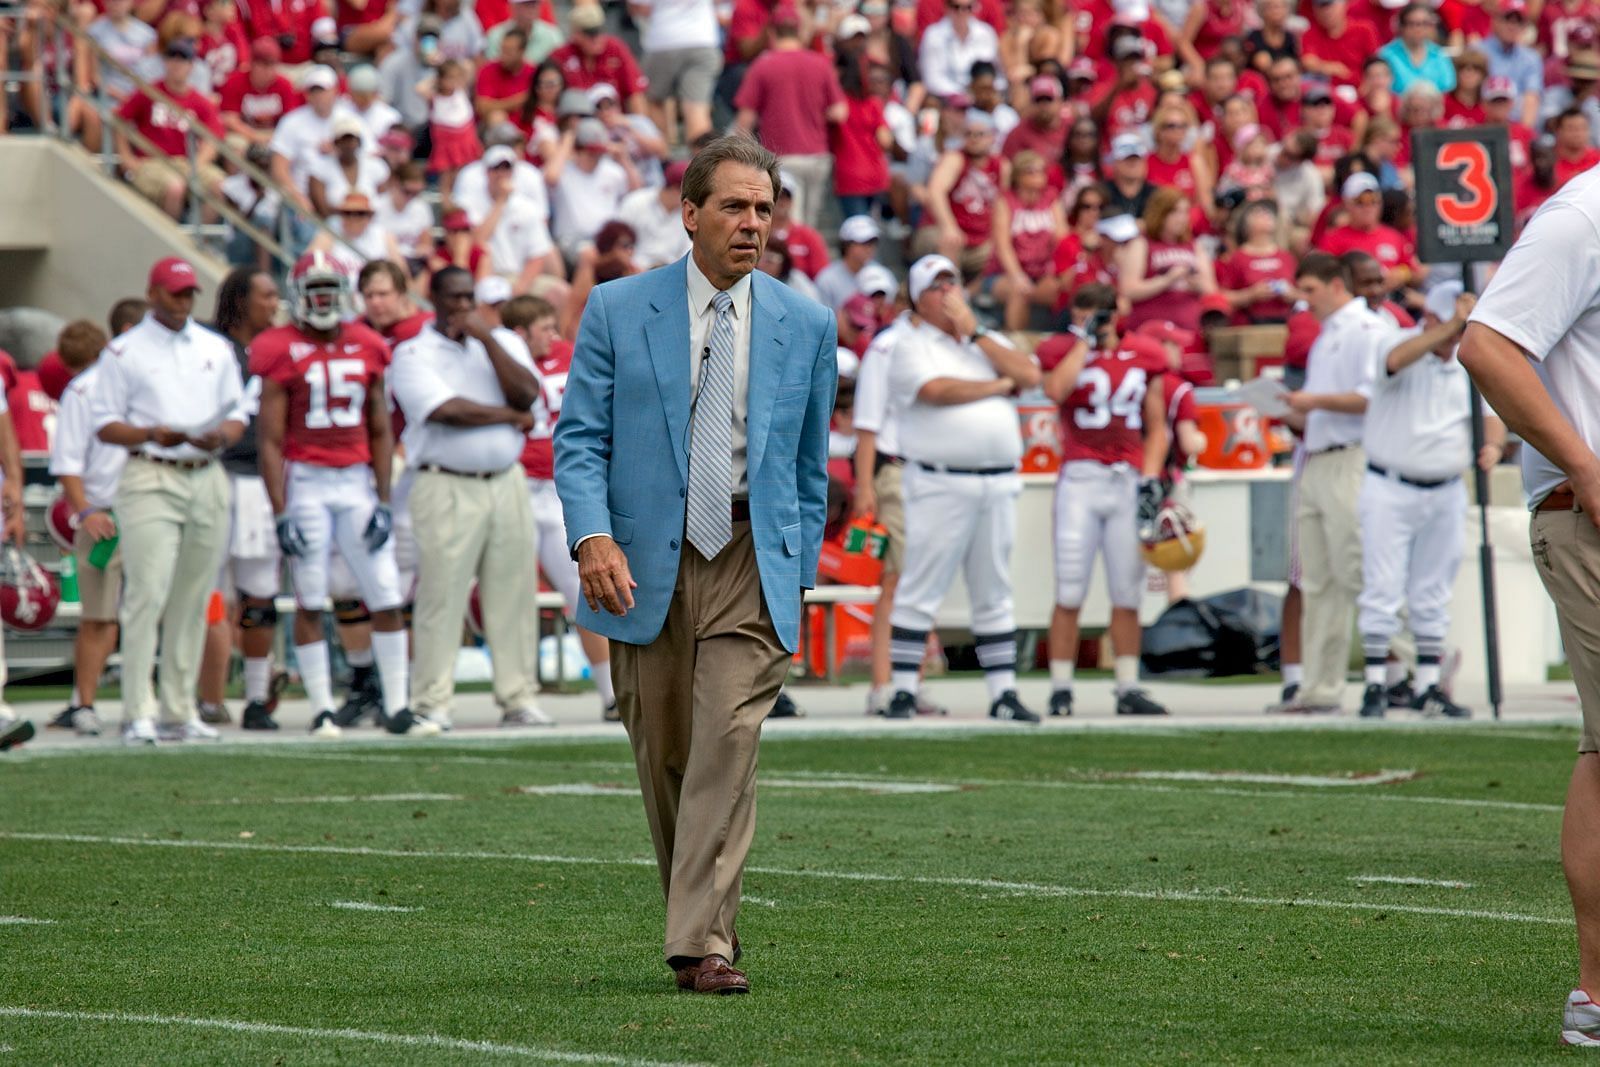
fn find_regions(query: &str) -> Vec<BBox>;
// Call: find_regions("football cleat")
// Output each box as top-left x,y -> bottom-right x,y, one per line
989,690 -> 1041,723
1385,680 -> 1416,709
1416,685 -> 1470,719
1115,689 -> 1169,716
333,665 -> 382,728
384,708 -> 442,737
310,711 -> 343,738
915,694 -> 950,716
241,701 -> 280,731
72,707 -> 101,737
1048,690 -> 1074,718
602,700 -> 621,723
0,717 -> 35,751
157,719 -> 220,742
770,690 -> 802,718
46,705 -> 81,730
501,706 -> 553,727
1563,989 -> 1600,1046
1359,683 -> 1387,719
1264,683 -> 1300,714
884,690 -> 917,720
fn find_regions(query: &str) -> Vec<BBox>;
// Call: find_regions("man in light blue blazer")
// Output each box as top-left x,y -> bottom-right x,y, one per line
554,135 -> 836,996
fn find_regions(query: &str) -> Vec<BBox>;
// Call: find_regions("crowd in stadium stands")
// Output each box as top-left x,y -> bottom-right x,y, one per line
0,0 -> 1585,742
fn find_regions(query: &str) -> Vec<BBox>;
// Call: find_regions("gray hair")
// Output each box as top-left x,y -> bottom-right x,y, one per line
680,134 -> 781,208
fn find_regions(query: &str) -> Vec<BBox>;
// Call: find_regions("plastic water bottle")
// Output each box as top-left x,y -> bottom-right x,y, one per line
59,553 -> 78,603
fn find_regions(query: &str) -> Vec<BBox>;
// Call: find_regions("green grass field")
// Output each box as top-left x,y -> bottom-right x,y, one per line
1,724 -> 1590,1064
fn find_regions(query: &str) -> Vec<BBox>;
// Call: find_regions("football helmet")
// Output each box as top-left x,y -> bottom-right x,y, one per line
0,544 -> 60,631
289,250 -> 353,331
45,493 -> 76,553
1140,499 -> 1206,573
464,580 -> 485,637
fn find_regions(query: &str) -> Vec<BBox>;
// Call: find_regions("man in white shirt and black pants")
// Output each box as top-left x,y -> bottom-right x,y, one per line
91,257 -> 246,744
390,266 -> 545,731
1282,251 -> 1387,713
884,255 -> 1042,721
1356,282 -> 1505,719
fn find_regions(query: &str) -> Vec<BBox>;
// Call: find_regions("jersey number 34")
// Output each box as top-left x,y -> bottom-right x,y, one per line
1073,366 -> 1146,431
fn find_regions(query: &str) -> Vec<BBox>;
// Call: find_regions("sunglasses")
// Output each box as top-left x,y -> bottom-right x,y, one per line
341,210 -> 375,218
1403,17 -> 1434,26
1079,200 -> 1104,211
1352,191 -> 1380,206
1160,122 -> 1187,131
949,3 -> 973,10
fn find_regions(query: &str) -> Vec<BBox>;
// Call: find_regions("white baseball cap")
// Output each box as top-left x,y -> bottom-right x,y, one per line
475,276 -> 513,305
908,255 -> 959,302
484,144 -> 520,168
301,65 -> 338,92
347,65 -> 380,93
1341,171 -> 1381,200
778,170 -> 798,197
331,113 -> 364,140
835,347 -> 862,380
1110,132 -> 1148,161
1095,213 -> 1141,243
1423,281 -> 1463,323
856,262 -> 898,300
839,214 -> 880,245
838,13 -> 871,38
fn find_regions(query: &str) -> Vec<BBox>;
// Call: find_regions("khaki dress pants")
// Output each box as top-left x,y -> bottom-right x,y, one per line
1296,446 -> 1365,707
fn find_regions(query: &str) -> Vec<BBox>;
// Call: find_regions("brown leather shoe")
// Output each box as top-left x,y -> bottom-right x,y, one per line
693,955 -> 749,995
674,960 -> 701,990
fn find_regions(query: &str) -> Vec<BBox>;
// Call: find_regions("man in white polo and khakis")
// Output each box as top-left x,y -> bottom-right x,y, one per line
390,265 -> 547,731
91,257 -> 246,744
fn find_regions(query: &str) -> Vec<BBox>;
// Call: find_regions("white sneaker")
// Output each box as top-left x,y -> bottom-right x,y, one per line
123,718 -> 158,745
73,708 -> 102,737
501,706 -> 553,727
310,711 -> 343,738
157,719 -> 220,742
1563,990 -> 1600,1046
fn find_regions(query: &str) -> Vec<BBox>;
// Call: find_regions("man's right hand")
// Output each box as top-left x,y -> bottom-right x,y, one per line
149,426 -> 187,448
852,482 -> 877,519
578,535 -> 637,616
81,511 -> 116,542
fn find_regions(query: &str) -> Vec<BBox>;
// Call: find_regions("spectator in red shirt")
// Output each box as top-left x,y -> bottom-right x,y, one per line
1539,0 -> 1600,59
219,38 -> 300,144
1090,35 -> 1159,147
734,4 -> 847,227
236,0 -> 321,64
1553,106 -> 1600,186
1483,75 -> 1535,174
1217,200 -> 1298,323
1147,101 -> 1214,209
1051,183 -> 1116,311
1258,56 -> 1305,138
1515,134 -> 1559,226
1301,0 -> 1379,87
990,150 -> 1067,328
1297,80 -> 1354,171
116,39 -> 226,220
833,59 -> 893,218
1439,0 -> 1492,47
1443,49 -> 1488,126
1178,0 -> 1249,70
476,27 -> 535,123
548,3 -> 648,111
1319,171 -> 1414,291
1003,74 -> 1070,161
770,171 -> 831,278
337,0 -> 400,59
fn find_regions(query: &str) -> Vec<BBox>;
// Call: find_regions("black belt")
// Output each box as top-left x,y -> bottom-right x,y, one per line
915,461 -> 1016,476
874,452 -> 905,475
138,453 -> 212,470
417,463 -> 501,480
1310,443 -> 1356,456
1366,462 -> 1458,490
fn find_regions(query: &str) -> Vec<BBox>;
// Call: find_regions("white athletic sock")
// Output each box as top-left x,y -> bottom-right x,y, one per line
1049,660 -> 1075,694
243,658 -> 271,703
1283,663 -> 1303,687
1384,659 -> 1406,687
295,641 -> 335,714
372,629 -> 410,714
890,667 -> 920,697
984,669 -> 1016,702
1113,655 -> 1139,694
1416,661 -> 1442,690
346,645 -> 374,669
592,660 -> 615,706
1365,662 -> 1388,686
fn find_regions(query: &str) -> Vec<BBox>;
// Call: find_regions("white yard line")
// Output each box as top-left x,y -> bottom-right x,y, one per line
516,779 -> 957,796
1349,875 -> 1474,889
196,793 -> 463,806
1111,769 -> 1418,787
515,784 -> 635,797
742,896 -> 780,908
0,916 -> 54,926
329,901 -> 422,913
0,1007 -> 704,1066
0,832 -> 1566,926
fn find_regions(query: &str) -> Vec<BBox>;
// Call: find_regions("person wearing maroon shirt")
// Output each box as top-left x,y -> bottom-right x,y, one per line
116,39 -> 226,220
1297,81 -> 1354,168
1514,134 -> 1559,226
1179,0 -> 1248,69
1091,36 -> 1159,147
1540,0 -> 1600,59
733,5 -> 847,228
915,112 -> 1004,278
236,0 -> 321,64
548,3 -> 648,111
1320,171 -> 1415,291
1301,0 -> 1379,87
1553,107 -> 1600,187
832,62 -> 893,218
1084,0 -> 1174,66
1438,0 -> 1492,46
1051,185 -> 1115,311
1217,201 -> 1298,323
1002,74 -> 1070,161
770,172 -> 831,278
476,27 -> 535,121
336,0 -> 398,58
1483,75 -> 1536,175
1442,49 -> 1488,126
219,38 -> 299,144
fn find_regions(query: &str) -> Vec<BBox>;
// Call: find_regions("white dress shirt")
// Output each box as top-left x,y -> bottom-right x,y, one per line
918,17 -> 1002,99
686,254 -> 753,496
888,319 -> 1023,469
391,323 -> 535,473
1363,333 -> 1475,481
90,315 -> 247,462
50,363 -> 127,509
1302,296 -> 1383,453
853,312 -> 911,457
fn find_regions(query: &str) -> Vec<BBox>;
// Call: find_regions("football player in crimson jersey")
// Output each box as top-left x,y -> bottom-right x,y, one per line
500,295 -> 619,720
1136,320 -> 1209,603
252,253 -> 425,738
1036,284 -> 1171,718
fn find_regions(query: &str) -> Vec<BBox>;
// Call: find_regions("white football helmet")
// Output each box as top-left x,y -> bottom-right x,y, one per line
289,250 -> 353,331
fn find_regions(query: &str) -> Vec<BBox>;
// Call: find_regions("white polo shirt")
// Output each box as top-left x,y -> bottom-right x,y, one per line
853,312 -> 911,458
50,363 -> 127,509
888,319 -> 1024,470
618,186 -> 691,269
468,193 -> 556,277
1470,164 -> 1600,509
390,323 -> 534,473
89,314 -> 247,462
1302,296 -> 1384,453
1363,332 -> 1474,482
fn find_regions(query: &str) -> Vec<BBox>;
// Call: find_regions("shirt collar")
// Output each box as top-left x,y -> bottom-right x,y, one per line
686,253 -> 753,321
144,312 -> 192,343
1326,297 -> 1371,328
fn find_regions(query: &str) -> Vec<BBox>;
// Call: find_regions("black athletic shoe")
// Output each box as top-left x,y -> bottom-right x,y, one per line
885,691 -> 917,719
1386,680 -> 1416,709
770,690 -> 803,718
1048,690 -> 1074,718
196,700 -> 232,725
333,666 -> 382,727
989,690 -> 1041,723
46,705 -> 80,730
1417,685 -> 1471,719
310,710 -> 343,737
384,708 -> 442,736
1359,683 -> 1387,719
241,700 -> 280,731
602,700 -> 621,722
1115,689 -> 1169,716
0,718 -> 35,751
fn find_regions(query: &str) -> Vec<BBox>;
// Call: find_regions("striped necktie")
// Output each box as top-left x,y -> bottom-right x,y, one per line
686,288 -> 735,559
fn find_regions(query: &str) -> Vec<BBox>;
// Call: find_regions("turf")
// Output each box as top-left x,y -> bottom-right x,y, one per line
0,724 -> 1589,1064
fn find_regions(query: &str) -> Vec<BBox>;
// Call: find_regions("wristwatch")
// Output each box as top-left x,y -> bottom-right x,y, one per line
968,324 -> 989,344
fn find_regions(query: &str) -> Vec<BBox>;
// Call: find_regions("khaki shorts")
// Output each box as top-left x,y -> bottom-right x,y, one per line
131,157 -> 225,205
873,460 -> 905,577
1531,507 -> 1600,752
73,526 -> 123,623
642,45 -> 722,104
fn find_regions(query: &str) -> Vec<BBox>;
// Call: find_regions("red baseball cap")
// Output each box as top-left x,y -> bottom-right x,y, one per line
664,159 -> 689,185
34,351 -> 73,402
1137,319 -> 1196,348
1499,0 -> 1527,15
148,256 -> 200,294
1198,292 -> 1233,317
441,209 -> 472,231
251,37 -> 281,63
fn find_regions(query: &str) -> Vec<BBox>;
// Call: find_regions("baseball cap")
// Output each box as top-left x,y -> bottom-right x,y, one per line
839,214 -> 881,244
1137,319 -> 1195,348
1113,0 -> 1150,17
557,88 -> 596,118
1423,281 -> 1463,323
441,209 -> 472,231
1302,79 -> 1333,103
250,37 -> 281,63
1029,74 -> 1063,101
575,118 -> 610,148
347,64 -> 380,93
1199,292 -> 1233,318
149,256 -> 200,294
1483,75 -> 1516,100
1232,123 -> 1262,152
664,159 -> 690,185
1498,0 -> 1527,14
838,13 -> 871,38
856,262 -> 898,300
331,113 -> 364,141
1110,132 -> 1148,160
964,109 -> 997,132
771,3 -> 802,29
1067,57 -> 1098,82
570,3 -> 606,30
338,192 -> 373,213
908,255 -> 959,302
778,170 -> 798,197
164,38 -> 196,60
587,82 -> 620,105
1095,213 -> 1141,243
379,127 -> 415,151
835,347 -> 862,381
1567,49 -> 1600,80
1341,171 -> 1381,200
1112,35 -> 1147,61
301,65 -> 338,92
476,276 -> 513,306
312,15 -> 339,44
34,351 -> 72,403
483,121 -> 523,148
858,0 -> 889,13
484,144 -> 519,168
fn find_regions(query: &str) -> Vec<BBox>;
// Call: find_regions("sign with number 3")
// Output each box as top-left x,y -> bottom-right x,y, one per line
1411,126 -> 1514,264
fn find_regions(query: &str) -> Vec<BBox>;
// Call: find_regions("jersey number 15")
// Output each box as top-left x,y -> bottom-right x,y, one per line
305,359 -> 366,430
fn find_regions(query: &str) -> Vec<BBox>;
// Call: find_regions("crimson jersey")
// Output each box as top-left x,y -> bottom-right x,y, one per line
519,339 -> 572,481
248,323 -> 391,468
1037,334 -> 1166,467
1163,370 -> 1199,480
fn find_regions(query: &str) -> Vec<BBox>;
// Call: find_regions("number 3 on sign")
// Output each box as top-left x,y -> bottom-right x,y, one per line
1435,141 -> 1496,228
304,359 -> 366,429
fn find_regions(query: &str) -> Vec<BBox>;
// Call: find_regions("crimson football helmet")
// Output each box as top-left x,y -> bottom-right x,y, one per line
1140,498 -> 1207,573
45,493 -> 76,553
464,580 -> 485,637
289,250 -> 353,331
0,544 -> 60,631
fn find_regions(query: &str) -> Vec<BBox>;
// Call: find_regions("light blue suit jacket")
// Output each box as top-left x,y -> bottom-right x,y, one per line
553,257 -> 838,653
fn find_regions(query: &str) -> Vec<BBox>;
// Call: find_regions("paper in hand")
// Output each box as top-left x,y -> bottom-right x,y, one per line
1237,376 -> 1290,418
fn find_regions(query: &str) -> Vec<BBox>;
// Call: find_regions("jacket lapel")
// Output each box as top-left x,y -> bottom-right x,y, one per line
745,275 -> 788,483
645,259 -> 692,483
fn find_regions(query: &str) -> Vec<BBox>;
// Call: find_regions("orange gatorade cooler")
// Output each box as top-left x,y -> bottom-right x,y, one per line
1018,397 -> 1061,473
1194,388 -> 1270,470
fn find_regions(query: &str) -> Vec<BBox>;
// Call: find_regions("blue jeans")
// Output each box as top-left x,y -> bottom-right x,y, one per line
837,193 -> 882,219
